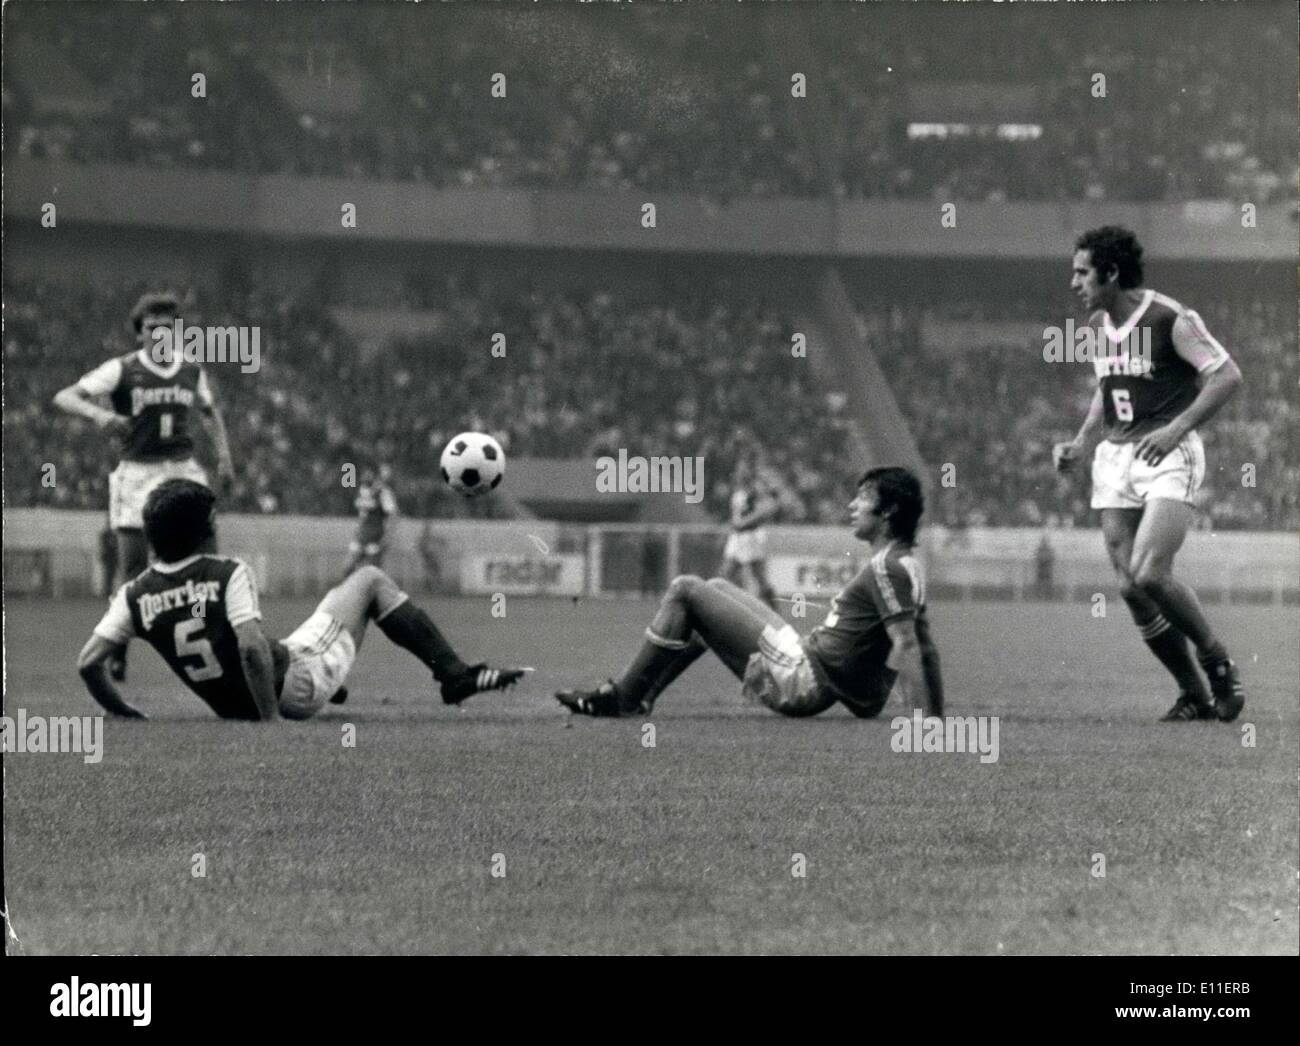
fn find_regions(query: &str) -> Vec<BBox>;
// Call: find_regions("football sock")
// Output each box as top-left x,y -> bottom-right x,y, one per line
616,629 -> 703,711
1137,614 -> 1210,701
640,633 -> 707,710
1195,639 -> 1229,665
377,601 -> 468,682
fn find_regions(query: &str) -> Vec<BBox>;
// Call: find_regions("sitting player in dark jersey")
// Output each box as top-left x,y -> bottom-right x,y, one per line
557,467 -> 943,719
1055,226 -> 1245,722
75,480 -> 528,720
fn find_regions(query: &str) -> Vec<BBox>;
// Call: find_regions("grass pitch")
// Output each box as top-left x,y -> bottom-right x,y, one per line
4,595 -> 1296,954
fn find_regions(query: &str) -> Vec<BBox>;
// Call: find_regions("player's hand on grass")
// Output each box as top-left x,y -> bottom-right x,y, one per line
1134,424 -> 1183,466
1052,440 -> 1082,473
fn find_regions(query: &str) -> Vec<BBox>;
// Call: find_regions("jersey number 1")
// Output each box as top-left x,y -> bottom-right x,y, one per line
159,412 -> 174,439
175,618 -> 223,681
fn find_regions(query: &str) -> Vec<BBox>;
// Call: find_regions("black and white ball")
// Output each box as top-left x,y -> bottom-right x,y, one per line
440,432 -> 505,497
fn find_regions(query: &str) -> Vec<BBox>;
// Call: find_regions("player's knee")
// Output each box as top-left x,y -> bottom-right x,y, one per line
667,574 -> 705,601
1132,561 -> 1172,594
1117,576 -> 1143,604
353,563 -> 389,592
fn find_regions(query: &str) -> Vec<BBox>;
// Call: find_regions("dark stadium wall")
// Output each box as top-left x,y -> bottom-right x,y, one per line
11,159 -> 1293,265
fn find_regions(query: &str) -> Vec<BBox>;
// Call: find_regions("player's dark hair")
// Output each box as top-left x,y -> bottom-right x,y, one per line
143,479 -> 216,562
859,466 -> 924,542
130,291 -> 181,333
1075,226 -> 1144,289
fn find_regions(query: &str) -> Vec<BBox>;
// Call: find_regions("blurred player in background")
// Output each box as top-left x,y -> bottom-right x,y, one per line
559,466 -> 943,720
53,291 -> 236,680
720,455 -> 779,610
75,480 -> 529,721
344,463 -> 398,577
1055,225 -> 1245,722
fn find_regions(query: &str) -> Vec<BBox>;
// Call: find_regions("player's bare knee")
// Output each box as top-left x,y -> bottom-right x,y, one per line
667,574 -> 704,601
1117,577 -> 1144,604
1132,561 -> 1172,595
354,563 -> 388,592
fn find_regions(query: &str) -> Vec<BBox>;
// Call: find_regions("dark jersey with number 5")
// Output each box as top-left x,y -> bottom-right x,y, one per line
93,554 -> 286,719
1089,290 -> 1230,443
75,350 -> 211,463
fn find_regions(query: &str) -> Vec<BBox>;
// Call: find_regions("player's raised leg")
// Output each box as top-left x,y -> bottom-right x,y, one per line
557,574 -> 774,716
1129,499 -> 1244,721
1101,508 -> 1213,720
304,564 -> 528,707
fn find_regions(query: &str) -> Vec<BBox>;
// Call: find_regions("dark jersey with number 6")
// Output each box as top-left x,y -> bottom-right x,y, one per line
1089,290 -> 1230,443
93,554 -> 287,719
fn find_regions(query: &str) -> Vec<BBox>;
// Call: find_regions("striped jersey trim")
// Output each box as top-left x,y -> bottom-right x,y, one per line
871,549 -> 902,614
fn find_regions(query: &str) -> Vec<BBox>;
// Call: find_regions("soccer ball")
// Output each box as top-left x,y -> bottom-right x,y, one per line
440,432 -> 505,497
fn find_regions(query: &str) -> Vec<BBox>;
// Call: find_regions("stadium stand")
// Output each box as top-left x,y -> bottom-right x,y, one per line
7,3 -> 1292,203
6,275 -> 1295,530
3,277 -> 853,523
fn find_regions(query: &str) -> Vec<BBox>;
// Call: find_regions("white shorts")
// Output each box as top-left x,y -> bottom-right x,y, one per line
1091,432 -> 1205,511
109,458 -> 208,530
741,624 -> 833,717
279,611 -> 356,720
723,528 -> 767,565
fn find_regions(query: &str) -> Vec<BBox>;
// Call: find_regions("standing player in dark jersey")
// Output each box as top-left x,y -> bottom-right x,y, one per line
343,464 -> 398,577
54,292 -> 237,680
75,480 -> 528,720
557,467 -> 943,720
1054,226 -> 1245,722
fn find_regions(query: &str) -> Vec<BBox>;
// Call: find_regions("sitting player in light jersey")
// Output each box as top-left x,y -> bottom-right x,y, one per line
720,455 -> 779,610
54,291 -> 236,681
558,467 -> 943,720
1055,225 -> 1245,722
75,480 -> 528,720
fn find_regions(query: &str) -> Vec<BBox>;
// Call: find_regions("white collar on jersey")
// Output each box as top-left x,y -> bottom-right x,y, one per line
1102,289 -> 1154,344
134,346 -> 184,380
151,554 -> 203,574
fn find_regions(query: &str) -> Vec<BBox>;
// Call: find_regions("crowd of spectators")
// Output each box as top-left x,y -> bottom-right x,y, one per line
8,3 -> 1292,203
6,275 -> 1294,531
871,297 -> 1298,529
3,276 -> 853,524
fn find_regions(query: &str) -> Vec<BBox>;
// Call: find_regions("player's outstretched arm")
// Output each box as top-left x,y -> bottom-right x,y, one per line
233,621 -> 279,721
885,618 -> 942,718
76,635 -> 148,719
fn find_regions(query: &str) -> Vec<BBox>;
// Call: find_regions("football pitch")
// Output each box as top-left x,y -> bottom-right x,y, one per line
4,595 -> 1297,955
